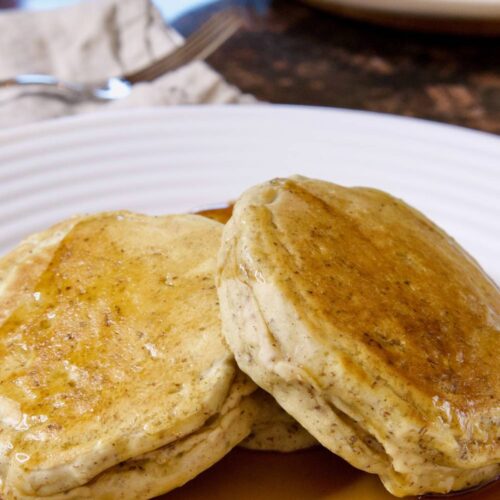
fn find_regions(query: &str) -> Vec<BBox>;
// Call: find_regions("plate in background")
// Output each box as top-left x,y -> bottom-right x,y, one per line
303,0 -> 500,19
0,104 -> 499,499
303,0 -> 500,35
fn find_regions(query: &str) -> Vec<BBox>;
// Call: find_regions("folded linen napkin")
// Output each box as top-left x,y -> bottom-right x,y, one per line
0,0 -> 252,129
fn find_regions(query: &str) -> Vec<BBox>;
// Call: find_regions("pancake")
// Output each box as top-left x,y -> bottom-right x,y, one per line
0,217 -> 82,326
217,176 -> 500,497
240,390 -> 318,452
26,372 -> 256,500
0,212 -> 257,499
198,205 -> 316,453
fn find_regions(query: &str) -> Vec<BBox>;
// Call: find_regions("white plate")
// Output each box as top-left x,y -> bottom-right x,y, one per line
304,0 -> 500,19
0,105 -> 499,283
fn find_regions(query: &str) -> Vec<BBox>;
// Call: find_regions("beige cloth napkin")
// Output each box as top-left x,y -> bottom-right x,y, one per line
0,0 -> 252,129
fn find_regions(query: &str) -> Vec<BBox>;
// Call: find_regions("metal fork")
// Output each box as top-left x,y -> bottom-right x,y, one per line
0,10 -> 242,103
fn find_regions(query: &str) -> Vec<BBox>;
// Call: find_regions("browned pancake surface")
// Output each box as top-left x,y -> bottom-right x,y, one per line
217,176 -> 500,496
242,177 -> 499,413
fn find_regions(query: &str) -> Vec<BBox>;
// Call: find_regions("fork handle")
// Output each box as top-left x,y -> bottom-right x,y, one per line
0,74 -> 130,102
0,74 -> 86,94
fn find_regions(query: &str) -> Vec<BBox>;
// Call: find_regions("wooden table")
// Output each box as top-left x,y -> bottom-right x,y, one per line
173,0 -> 500,135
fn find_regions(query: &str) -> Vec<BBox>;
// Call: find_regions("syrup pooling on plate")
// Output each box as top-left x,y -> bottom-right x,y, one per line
196,205 -> 234,224
164,447 -> 500,500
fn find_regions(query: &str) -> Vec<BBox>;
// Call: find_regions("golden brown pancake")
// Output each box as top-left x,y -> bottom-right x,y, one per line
0,212 -> 257,499
217,176 -> 500,497
240,390 -> 318,452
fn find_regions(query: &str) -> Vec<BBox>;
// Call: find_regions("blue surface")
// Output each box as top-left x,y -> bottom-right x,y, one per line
17,0 -> 218,21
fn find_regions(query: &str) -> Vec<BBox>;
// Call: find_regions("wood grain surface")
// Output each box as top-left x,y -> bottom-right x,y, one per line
174,0 -> 500,134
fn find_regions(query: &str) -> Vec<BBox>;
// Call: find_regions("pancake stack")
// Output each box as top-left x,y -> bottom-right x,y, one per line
0,177 -> 498,499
